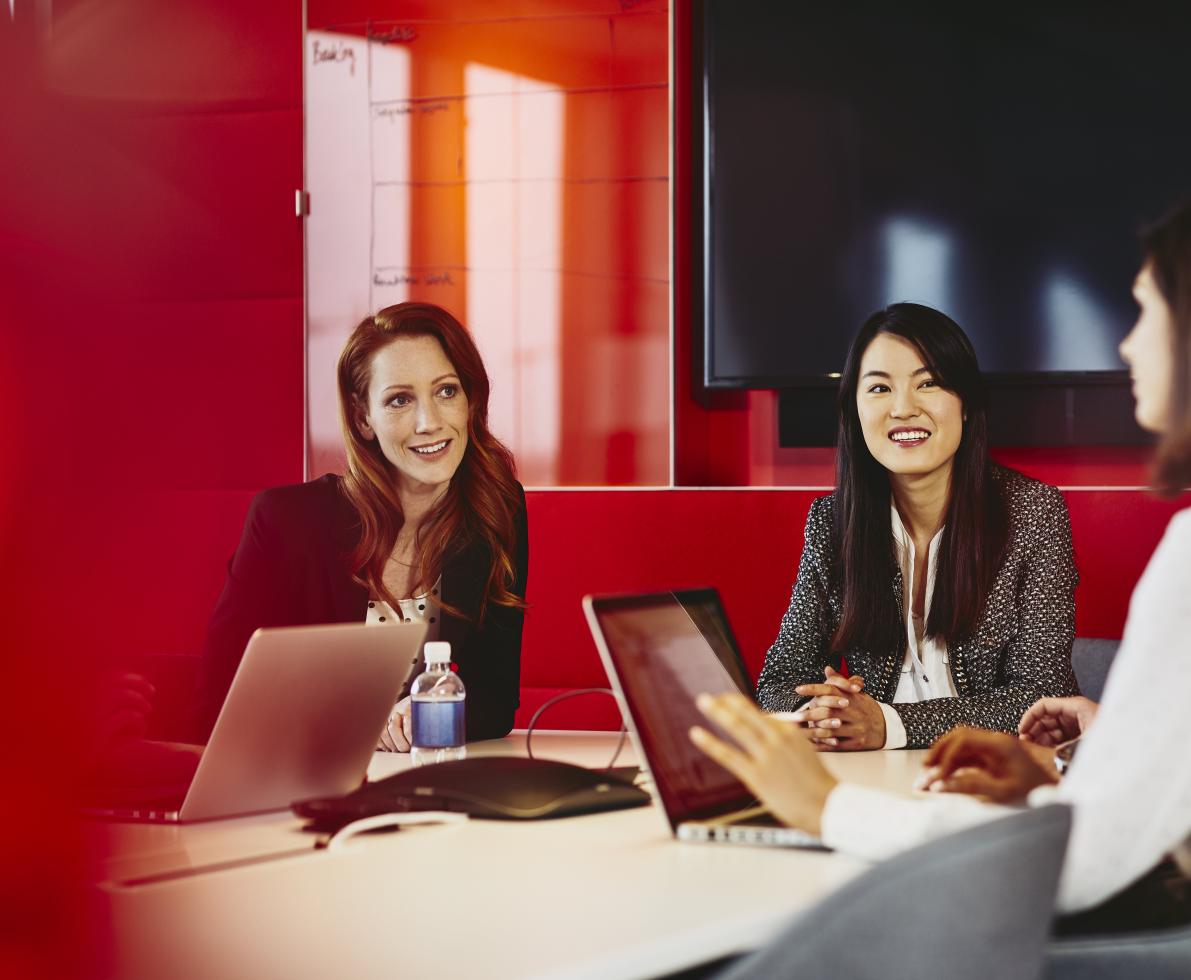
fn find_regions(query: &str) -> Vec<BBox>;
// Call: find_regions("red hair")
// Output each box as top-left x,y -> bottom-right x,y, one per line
336,302 -> 523,619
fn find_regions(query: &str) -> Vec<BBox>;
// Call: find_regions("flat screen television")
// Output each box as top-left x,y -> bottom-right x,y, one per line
700,2 -> 1191,390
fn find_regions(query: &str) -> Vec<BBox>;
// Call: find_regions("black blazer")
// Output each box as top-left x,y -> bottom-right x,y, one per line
196,474 -> 528,743
756,466 -> 1078,747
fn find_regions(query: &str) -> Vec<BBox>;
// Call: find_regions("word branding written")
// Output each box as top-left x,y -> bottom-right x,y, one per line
374,101 -> 451,123
312,40 -> 357,76
371,26 -> 418,44
374,270 -> 456,287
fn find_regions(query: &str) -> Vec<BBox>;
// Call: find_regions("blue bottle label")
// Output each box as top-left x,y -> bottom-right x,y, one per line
411,699 -> 465,748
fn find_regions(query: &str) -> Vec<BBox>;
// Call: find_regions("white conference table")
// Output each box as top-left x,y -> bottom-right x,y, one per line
89,733 -> 930,980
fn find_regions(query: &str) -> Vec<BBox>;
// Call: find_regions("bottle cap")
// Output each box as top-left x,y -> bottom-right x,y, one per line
424,641 -> 452,665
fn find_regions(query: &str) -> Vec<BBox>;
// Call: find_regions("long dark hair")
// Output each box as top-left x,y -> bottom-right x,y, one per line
1141,200 -> 1191,493
337,302 -> 523,622
832,303 -> 1008,654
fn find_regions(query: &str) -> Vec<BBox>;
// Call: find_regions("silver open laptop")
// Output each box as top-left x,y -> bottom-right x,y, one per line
583,590 -> 824,849
90,621 -> 427,823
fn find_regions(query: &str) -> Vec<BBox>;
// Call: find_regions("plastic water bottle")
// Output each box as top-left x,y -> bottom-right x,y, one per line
410,641 -> 467,767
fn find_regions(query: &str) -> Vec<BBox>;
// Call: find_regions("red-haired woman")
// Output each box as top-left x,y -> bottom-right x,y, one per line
196,302 -> 528,749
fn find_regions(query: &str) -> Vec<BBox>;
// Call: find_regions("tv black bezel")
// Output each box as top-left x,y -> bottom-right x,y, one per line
693,0 -> 1134,393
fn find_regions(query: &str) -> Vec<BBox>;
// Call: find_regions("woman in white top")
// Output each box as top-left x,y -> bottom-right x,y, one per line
691,198 -> 1191,918
756,304 -> 1078,749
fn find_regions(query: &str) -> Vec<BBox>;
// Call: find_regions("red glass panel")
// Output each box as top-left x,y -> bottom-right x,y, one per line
306,1 -> 670,485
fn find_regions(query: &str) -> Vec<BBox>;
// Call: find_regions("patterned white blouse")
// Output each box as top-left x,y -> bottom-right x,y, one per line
365,579 -> 440,700
881,506 -> 960,749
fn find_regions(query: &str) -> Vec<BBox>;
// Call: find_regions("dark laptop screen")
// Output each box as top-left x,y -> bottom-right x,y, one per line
587,591 -> 761,828
670,588 -> 753,696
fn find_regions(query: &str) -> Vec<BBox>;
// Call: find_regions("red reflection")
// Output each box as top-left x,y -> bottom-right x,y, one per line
306,2 -> 670,486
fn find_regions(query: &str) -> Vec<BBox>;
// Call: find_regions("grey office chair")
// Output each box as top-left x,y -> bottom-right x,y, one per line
1070,637 -> 1120,702
716,805 -> 1072,980
1045,923 -> 1191,979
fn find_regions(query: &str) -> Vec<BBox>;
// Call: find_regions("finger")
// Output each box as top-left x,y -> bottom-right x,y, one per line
1021,719 -> 1064,746
810,737 -> 839,750
1018,701 -> 1050,734
808,716 -> 843,731
924,725 -> 997,765
378,726 -> 397,752
1034,730 -> 1066,748
1031,697 -> 1069,717
925,727 -> 1004,777
791,703 -> 849,724
690,724 -> 755,779
929,735 -> 993,778
1024,714 -> 1065,739
1018,720 -> 1042,743
1029,716 -> 1063,735
1034,701 -> 1076,730
791,708 -> 836,725
1019,719 -> 1048,743
923,730 -> 954,767
813,702 -> 864,725
811,694 -> 851,710
391,718 -> 411,753
823,666 -> 864,694
1019,707 -> 1063,738
913,765 -> 941,791
832,737 -> 875,753
697,693 -> 782,752
700,691 -> 781,738
827,721 -> 872,740
930,767 -> 1015,802
794,683 -> 841,698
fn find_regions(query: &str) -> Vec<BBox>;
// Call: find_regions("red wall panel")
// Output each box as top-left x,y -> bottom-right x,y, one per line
120,485 -> 1187,733
514,488 -> 1189,729
306,0 -> 671,486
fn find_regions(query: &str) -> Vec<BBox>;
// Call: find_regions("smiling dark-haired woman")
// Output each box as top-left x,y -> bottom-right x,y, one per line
756,303 -> 1078,750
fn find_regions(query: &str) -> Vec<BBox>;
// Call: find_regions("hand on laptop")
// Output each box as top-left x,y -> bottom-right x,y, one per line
1018,695 -> 1098,747
689,692 -> 838,836
914,727 -> 1058,803
377,697 -> 412,753
791,667 -> 886,750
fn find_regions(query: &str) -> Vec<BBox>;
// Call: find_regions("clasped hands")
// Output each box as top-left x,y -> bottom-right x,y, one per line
790,666 -> 886,750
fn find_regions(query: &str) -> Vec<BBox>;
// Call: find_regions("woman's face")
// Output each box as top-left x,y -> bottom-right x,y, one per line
356,335 -> 470,496
856,333 -> 965,486
1120,264 -> 1174,434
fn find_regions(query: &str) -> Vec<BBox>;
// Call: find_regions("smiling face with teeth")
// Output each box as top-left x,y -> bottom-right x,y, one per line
355,334 -> 470,499
856,332 -> 965,489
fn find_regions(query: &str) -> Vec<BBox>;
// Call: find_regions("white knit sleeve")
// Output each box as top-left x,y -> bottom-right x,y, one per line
1050,511 -> 1191,912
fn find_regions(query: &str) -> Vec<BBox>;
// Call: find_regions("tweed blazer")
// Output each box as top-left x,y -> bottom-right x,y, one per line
756,466 -> 1079,748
